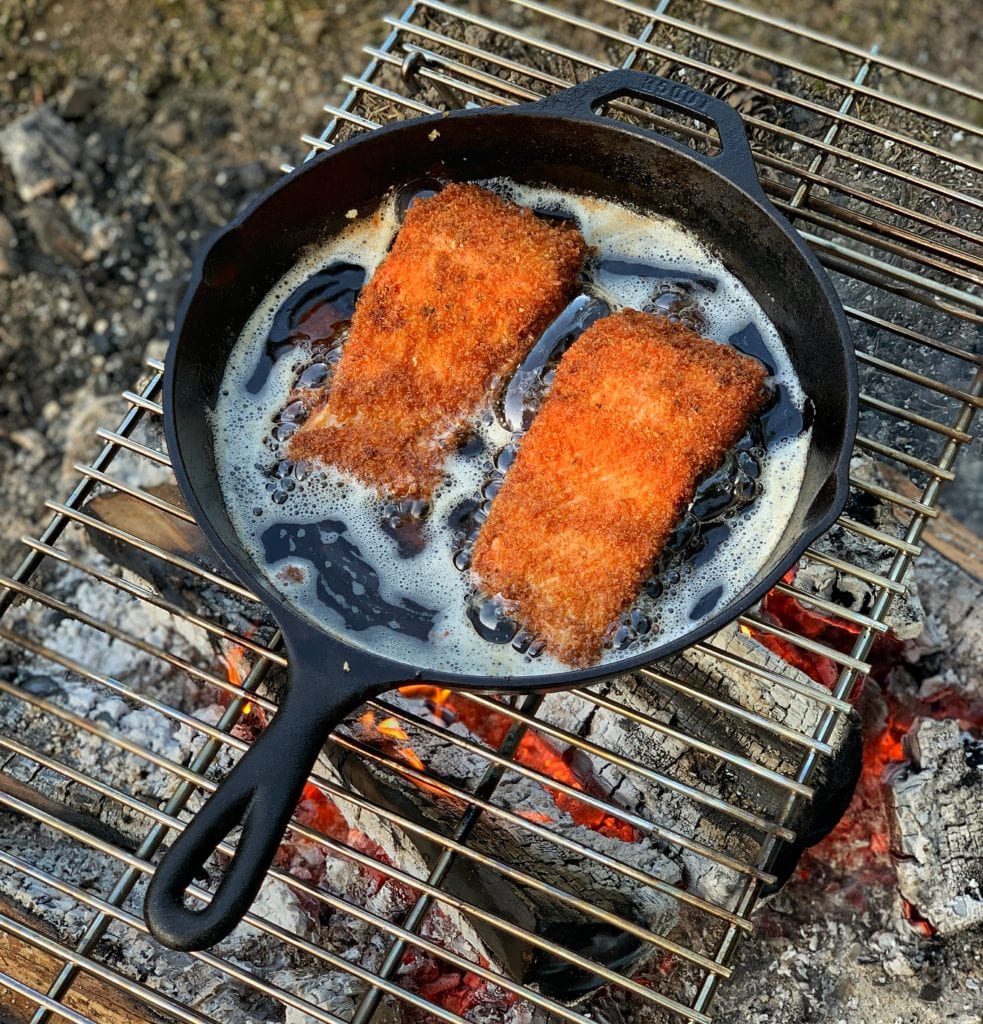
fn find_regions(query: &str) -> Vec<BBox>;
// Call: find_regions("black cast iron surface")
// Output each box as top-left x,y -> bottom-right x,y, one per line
148,70 -> 857,951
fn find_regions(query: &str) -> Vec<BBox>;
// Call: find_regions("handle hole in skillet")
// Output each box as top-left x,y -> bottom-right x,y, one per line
597,95 -> 723,156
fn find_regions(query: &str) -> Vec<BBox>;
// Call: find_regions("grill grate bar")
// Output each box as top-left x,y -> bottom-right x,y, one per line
771,174 -> 983,257
120,390 -> 167,415
562,687 -> 821,789
854,436 -> 957,482
847,477 -> 939,518
806,235 -> 983,316
856,395 -> 974,443
378,23 -> 983,239
600,0 -> 983,136
509,0 -> 983,174
0,793 -> 708,1024
692,641 -> 853,709
0,971 -> 99,1024
832,517 -> 922,559
71,463 -> 198,522
768,582 -> 887,632
802,549 -> 909,591
93,428 -> 172,467
734,615 -> 871,673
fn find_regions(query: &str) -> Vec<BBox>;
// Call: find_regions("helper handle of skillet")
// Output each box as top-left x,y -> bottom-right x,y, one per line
144,663 -> 378,951
537,69 -> 768,204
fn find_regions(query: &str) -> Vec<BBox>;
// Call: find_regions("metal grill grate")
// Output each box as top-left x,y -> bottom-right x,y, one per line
1,1 -> 980,1022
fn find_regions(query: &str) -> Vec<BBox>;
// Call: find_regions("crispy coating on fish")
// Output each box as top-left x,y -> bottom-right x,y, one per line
291,183 -> 587,498
471,309 -> 769,667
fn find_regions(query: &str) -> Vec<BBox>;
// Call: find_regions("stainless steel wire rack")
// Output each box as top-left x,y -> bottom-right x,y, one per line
1,2 -> 980,1023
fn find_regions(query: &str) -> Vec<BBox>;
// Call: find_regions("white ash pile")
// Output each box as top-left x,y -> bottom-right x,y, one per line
887,718 -> 983,936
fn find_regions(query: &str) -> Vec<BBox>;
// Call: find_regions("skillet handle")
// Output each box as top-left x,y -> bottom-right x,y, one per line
144,669 -> 374,951
537,70 -> 767,203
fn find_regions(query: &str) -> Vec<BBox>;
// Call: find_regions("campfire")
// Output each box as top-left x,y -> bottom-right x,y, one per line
166,455 -> 978,1024
0,0 -> 980,1018
746,559 -> 983,935
2,439 -> 980,1023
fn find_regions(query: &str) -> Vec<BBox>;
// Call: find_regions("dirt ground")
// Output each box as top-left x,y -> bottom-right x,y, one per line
0,0 -> 390,566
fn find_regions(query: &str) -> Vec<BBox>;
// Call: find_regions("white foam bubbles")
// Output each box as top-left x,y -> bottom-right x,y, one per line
211,181 -> 811,677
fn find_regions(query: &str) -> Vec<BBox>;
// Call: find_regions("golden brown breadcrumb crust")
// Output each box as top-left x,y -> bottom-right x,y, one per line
290,182 -> 587,498
471,309 -> 769,667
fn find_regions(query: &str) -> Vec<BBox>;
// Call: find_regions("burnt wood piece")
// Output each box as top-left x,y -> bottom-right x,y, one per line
86,484 -> 217,576
83,485 -> 259,630
322,726 -> 686,1002
877,462 -> 983,583
541,626 -> 861,901
0,768 -> 140,855
886,718 -> 983,936
0,895 -> 172,1024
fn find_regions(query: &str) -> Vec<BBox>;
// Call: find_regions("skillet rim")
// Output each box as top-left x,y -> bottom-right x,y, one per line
163,90 -> 858,691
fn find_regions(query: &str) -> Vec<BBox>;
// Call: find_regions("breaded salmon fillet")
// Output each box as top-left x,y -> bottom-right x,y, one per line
471,309 -> 769,667
291,183 -> 587,498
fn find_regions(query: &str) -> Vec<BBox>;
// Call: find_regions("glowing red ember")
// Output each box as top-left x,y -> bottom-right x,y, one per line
397,685 -> 640,842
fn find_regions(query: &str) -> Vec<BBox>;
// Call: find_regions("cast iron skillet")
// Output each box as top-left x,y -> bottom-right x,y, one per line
147,70 -> 857,951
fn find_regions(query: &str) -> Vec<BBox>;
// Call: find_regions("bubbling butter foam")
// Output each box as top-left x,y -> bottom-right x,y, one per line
212,180 -> 811,678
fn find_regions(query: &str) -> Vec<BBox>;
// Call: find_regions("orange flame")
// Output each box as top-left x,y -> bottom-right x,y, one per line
219,642 -> 263,724
359,711 -> 443,795
220,645 -> 249,686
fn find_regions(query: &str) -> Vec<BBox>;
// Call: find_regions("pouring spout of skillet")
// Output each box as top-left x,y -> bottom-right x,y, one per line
146,70 -> 856,952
